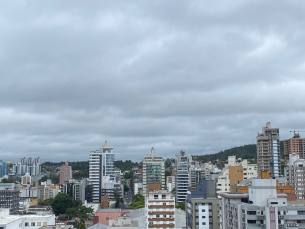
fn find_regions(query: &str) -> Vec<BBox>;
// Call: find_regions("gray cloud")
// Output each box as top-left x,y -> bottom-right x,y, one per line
1,0 -> 305,162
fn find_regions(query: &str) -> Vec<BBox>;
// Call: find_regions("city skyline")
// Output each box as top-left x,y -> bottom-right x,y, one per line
1,1 -> 305,162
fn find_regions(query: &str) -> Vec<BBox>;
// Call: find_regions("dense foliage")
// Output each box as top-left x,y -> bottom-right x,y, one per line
175,201 -> 185,211
194,144 -> 257,163
114,160 -> 141,172
51,193 -> 75,216
1,178 -> 19,184
194,142 -> 285,164
128,194 -> 145,209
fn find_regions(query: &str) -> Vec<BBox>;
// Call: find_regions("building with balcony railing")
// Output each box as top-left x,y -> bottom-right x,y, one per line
145,190 -> 175,229
219,179 -> 305,229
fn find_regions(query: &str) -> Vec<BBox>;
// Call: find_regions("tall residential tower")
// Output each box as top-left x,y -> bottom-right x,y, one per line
143,148 -> 165,196
257,122 -> 280,178
89,141 -> 115,203
284,132 -> 305,165
175,150 -> 192,203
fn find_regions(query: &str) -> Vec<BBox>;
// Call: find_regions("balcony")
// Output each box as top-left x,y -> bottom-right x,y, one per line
257,215 -> 265,220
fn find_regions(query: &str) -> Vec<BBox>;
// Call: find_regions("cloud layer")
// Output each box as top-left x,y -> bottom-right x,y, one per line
1,0 -> 305,162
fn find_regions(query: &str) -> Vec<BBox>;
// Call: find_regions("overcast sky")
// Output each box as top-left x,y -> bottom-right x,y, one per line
1,0 -> 305,162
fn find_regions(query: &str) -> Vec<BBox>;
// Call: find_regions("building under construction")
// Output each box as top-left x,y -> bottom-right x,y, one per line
0,183 -> 19,215
256,122 -> 280,178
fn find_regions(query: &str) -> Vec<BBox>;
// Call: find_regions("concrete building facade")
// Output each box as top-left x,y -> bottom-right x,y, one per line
219,179 -> 305,229
89,149 -> 102,203
186,179 -> 219,229
216,156 -> 257,195
257,122 -> 280,178
166,176 -> 175,192
0,208 -> 55,229
145,190 -> 175,229
0,183 -> 19,215
284,132 -> 305,165
59,162 -> 72,184
175,150 -> 192,203
143,148 -> 165,196
286,153 -> 305,199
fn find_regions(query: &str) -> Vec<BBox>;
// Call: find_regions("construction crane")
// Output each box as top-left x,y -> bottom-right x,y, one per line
290,130 -> 305,137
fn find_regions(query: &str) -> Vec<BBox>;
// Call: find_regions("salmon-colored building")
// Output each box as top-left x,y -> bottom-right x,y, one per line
59,162 -> 72,184
93,209 -> 128,226
284,132 -> 305,165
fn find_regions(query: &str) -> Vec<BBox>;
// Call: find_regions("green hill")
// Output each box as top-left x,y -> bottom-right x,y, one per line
193,141 -> 284,164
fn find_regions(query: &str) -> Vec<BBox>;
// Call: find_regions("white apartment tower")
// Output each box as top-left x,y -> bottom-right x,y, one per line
89,141 -> 115,203
143,148 -> 165,196
286,153 -> 305,200
89,150 -> 102,203
101,141 -> 115,187
145,190 -> 175,229
257,122 -> 280,178
175,150 -> 192,203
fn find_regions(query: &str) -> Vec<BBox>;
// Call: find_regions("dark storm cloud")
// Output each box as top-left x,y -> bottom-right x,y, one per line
1,0 -> 305,162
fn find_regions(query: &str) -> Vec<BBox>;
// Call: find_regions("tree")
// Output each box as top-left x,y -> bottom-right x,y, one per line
1,178 -> 18,184
75,206 -> 93,229
38,176 -> 48,184
129,195 -> 145,209
40,198 -> 54,206
51,194 -> 74,216
175,201 -> 185,211
65,208 -> 77,220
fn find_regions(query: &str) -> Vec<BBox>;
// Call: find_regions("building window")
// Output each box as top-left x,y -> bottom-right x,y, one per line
202,216 -> 206,218
106,217 -> 109,220
163,203 -> 166,205
37,222 -> 41,226
154,195 -> 158,199
156,215 -> 160,218
202,222 -> 206,225
43,222 -> 47,226
31,222 -> 35,226
202,209 -> 205,212
162,195 -> 166,199
25,222 -> 29,226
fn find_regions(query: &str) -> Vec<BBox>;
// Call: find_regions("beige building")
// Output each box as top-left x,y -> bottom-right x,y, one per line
257,122 -> 280,178
59,162 -> 72,184
145,190 -> 175,229
216,156 -> 257,195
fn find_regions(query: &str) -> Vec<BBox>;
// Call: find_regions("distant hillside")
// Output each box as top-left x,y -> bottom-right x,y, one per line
194,141 -> 284,163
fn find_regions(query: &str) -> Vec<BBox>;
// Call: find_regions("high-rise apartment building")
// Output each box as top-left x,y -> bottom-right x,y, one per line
89,141 -> 115,203
186,179 -> 219,229
59,162 -> 72,184
284,132 -> 305,166
101,141 -> 115,187
145,190 -> 175,229
257,122 -> 280,178
175,150 -> 192,203
0,183 -> 20,215
89,149 -> 102,203
13,157 -> 41,176
0,160 -> 8,179
143,148 -> 165,196
189,161 -> 208,191
286,153 -> 305,200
